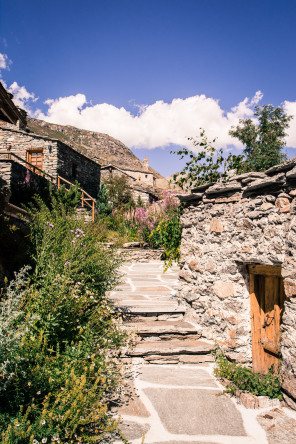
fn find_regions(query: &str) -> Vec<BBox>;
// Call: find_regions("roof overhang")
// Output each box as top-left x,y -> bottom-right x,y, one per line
0,81 -> 27,126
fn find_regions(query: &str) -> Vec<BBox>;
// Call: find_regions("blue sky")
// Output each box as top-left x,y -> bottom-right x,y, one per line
1,0 -> 296,176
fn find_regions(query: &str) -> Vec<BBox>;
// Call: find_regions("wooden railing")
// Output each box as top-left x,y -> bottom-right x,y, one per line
57,176 -> 96,222
0,151 -> 55,181
0,151 -> 97,222
4,202 -> 30,221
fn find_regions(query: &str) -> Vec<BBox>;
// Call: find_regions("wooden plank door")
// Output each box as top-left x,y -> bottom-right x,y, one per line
27,149 -> 43,174
249,265 -> 285,374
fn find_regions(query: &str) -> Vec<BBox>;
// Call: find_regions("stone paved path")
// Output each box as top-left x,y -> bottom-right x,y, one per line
109,261 -> 180,310
113,362 -> 269,443
109,260 -> 296,444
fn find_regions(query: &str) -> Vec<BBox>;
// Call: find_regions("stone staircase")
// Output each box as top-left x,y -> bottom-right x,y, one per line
110,261 -> 215,364
75,206 -> 93,222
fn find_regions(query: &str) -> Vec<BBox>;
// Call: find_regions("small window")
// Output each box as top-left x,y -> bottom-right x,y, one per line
72,162 -> 78,179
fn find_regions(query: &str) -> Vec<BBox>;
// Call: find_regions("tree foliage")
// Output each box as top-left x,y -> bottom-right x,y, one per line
52,181 -> 81,212
96,183 -> 112,216
103,175 -> 134,209
229,104 -> 293,172
171,130 -> 245,190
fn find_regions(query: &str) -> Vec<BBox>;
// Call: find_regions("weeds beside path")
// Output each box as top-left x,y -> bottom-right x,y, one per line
0,196 -> 132,443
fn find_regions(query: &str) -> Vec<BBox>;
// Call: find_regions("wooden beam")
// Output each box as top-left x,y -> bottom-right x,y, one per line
248,264 -> 281,277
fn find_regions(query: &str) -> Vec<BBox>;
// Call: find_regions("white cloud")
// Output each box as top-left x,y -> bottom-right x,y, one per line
8,81 -> 38,111
0,52 -> 294,153
0,53 -> 37,111
36,91 -> 269,151
283,100 -> 296,148
0,52 -> 11,70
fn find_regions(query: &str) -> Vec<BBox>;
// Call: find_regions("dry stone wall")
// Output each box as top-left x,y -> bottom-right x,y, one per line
178,157 -> 296,406
0,126 -> 101,198
117,248 -> 164,262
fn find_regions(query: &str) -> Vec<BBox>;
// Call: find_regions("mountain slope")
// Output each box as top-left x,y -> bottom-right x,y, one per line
28,118 -> 163,178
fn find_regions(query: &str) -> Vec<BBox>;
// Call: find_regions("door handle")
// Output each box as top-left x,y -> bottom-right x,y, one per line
263,314 -> 274,328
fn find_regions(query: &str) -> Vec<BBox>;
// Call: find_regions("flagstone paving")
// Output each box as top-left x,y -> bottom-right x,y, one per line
109,260 -> 295,444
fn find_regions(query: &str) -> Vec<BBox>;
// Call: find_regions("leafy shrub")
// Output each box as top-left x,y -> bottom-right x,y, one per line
103,175 -> 134,210
0,196 -> 131,443
171,129 -> 245,190
149,215 -> 182,267
213,348 -> 282,400
52,181 -> 82,213
94,188 -> 182,266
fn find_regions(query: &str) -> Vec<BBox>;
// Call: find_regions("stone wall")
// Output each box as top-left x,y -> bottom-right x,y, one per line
0,159 -> 50,206
123,168 -> 155,187
132,188 -> 152,203
101,168 -> 135,185
101,169 -> 153,203
56,141 -> 100,198
178,157 -> 296,406
0,126 -> 101,198
118,248 -> 164,262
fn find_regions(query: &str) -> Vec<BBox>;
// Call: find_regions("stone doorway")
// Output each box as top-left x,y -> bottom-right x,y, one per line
248,264 -> 286,374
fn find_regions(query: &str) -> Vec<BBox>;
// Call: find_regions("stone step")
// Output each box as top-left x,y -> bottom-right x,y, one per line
120,304 -> 187,321
143,354 -> 215,365
120,304 -> 187,315
127,320 -> 199,335
126,320 -> 201,341
127,339 -> 215,358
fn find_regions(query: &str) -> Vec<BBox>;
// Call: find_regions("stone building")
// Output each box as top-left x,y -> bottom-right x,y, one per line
101,163 -> 158,203
178,160 -> 296,409
0,82 -> 101,199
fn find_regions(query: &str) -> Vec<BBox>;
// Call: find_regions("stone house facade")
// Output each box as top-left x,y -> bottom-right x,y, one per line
101,164 -> 157,203
178,159 -> 296,409
0,83 -> 101,200
0,126 -> 101,199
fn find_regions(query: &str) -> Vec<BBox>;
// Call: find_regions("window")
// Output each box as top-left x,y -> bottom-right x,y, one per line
72,162 -> 78,179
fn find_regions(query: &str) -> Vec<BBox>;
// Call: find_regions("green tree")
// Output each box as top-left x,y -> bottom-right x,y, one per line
229,104 -> 293,172
103,174 -> 134,209
137,195 -> 144,207
96,183 -> 112,215
171,129 -> 245,190
52,181 -> 81,212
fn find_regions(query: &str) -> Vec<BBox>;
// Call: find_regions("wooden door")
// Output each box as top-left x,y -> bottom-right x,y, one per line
27,149 -> 43,174
249,264 -> 285,374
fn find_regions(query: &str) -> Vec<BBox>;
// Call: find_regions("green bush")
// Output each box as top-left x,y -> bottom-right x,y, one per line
213,349 -> 282,400
149,215 -> 182,267
96,183 -> 112,216
0,197 -> 131,443
52,181 -> 82,213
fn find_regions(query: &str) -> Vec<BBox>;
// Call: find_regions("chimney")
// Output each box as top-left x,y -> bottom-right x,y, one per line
143,156 -> 149,170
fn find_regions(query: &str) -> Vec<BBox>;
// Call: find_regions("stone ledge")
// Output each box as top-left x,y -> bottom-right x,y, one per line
236,390 -> 281,409
178,157 -> 296,205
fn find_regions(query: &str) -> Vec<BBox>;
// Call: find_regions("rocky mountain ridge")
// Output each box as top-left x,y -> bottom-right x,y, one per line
27,118 -> 164,179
